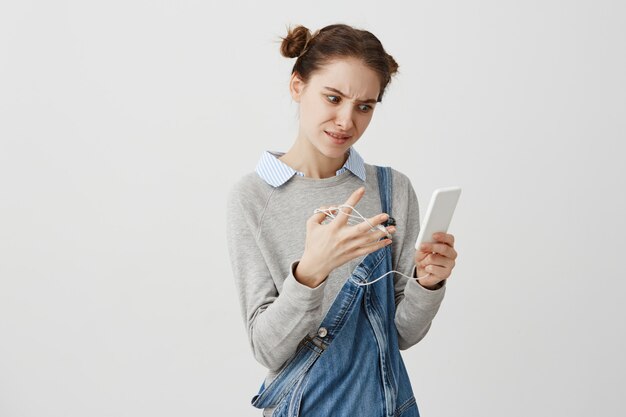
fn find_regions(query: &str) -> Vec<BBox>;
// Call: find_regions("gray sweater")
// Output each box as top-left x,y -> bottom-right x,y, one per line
226,162 -> 446,385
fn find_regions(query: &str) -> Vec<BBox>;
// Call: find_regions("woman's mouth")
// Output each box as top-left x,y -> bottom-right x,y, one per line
325,130 -> 351,145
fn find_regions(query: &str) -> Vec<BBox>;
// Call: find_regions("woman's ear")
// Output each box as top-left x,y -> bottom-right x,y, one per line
289,72 -> 306,103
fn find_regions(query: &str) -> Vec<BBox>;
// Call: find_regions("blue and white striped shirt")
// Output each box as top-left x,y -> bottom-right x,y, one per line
255,146 -> 367,188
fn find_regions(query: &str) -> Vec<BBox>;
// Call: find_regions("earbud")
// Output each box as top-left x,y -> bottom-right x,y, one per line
375,224 -> 393,240
377,216 -> 396,239
383,217 -> 396,227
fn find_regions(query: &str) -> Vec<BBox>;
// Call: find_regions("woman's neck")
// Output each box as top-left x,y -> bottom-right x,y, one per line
278,137 -> 349,179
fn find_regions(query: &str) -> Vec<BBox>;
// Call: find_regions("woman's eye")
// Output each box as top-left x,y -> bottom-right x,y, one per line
326,95 -> 340,103
358,104 -> 372,112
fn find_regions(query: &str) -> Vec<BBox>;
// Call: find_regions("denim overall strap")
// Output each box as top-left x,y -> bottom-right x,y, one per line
376,165 -> 393,222
368,165 -> 418,417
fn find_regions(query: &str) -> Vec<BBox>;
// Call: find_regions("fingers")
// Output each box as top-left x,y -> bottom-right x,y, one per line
333,186 -> 365,226
418,233 -> 457,260
353,224 -> 396,247
417,253 -> 454,269
420,263 -> 452,280
418,243 -> 457,259
354,234 -> 393,257
415,252 -> 454,283
356,212 -> 391,234
415,233 -> 457,282
415,251 -> 429,263
433,232 -> 455,247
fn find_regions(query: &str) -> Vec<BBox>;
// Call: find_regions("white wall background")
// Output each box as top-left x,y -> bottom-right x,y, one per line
1,1 -> 625,416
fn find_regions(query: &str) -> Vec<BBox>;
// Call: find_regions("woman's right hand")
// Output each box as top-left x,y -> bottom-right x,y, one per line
294,186 -> 397,288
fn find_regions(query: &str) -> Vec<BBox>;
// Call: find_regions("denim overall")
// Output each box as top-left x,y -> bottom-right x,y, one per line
252,166 -> 420,417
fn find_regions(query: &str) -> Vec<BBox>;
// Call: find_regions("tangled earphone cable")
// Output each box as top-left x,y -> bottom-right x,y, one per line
312,204 -> 432,286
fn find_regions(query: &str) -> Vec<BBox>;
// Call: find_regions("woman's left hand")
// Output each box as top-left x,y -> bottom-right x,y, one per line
415,232 -> 457,289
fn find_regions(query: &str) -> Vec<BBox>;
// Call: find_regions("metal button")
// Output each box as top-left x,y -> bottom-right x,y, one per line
317,327 -> 328,338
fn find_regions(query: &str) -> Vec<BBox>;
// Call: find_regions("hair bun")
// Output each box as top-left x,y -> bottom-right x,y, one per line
280,25 -> 311,59
387,54 -> 399,75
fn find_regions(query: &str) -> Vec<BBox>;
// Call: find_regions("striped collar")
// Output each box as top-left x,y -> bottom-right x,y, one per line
255,146 -> 366,187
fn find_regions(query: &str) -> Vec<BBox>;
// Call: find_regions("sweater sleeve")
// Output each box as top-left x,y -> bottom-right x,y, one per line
226,184 -> 327,371
391,172 -> 447,350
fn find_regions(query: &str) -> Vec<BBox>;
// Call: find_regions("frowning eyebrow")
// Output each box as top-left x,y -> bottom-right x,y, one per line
323,86 -> 378,104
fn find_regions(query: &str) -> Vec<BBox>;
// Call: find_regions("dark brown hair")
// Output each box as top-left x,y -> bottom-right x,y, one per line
279,23 -> 399,102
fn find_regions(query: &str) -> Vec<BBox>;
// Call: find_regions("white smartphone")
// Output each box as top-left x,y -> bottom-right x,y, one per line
415,186 -> 462,250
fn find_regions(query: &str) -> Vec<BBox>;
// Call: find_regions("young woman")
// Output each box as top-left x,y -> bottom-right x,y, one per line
226,23 -> 458,417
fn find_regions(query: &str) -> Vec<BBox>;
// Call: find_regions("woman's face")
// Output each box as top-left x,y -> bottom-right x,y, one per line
290,57 -> 381,159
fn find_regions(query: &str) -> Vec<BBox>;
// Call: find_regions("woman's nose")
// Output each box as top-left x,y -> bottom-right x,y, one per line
334,106 -> 354,130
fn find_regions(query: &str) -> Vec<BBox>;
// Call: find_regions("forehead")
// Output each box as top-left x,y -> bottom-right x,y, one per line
308,58 -> 380,99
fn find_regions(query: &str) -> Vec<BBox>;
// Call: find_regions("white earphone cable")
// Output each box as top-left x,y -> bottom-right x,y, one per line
312,204 -> 433,287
